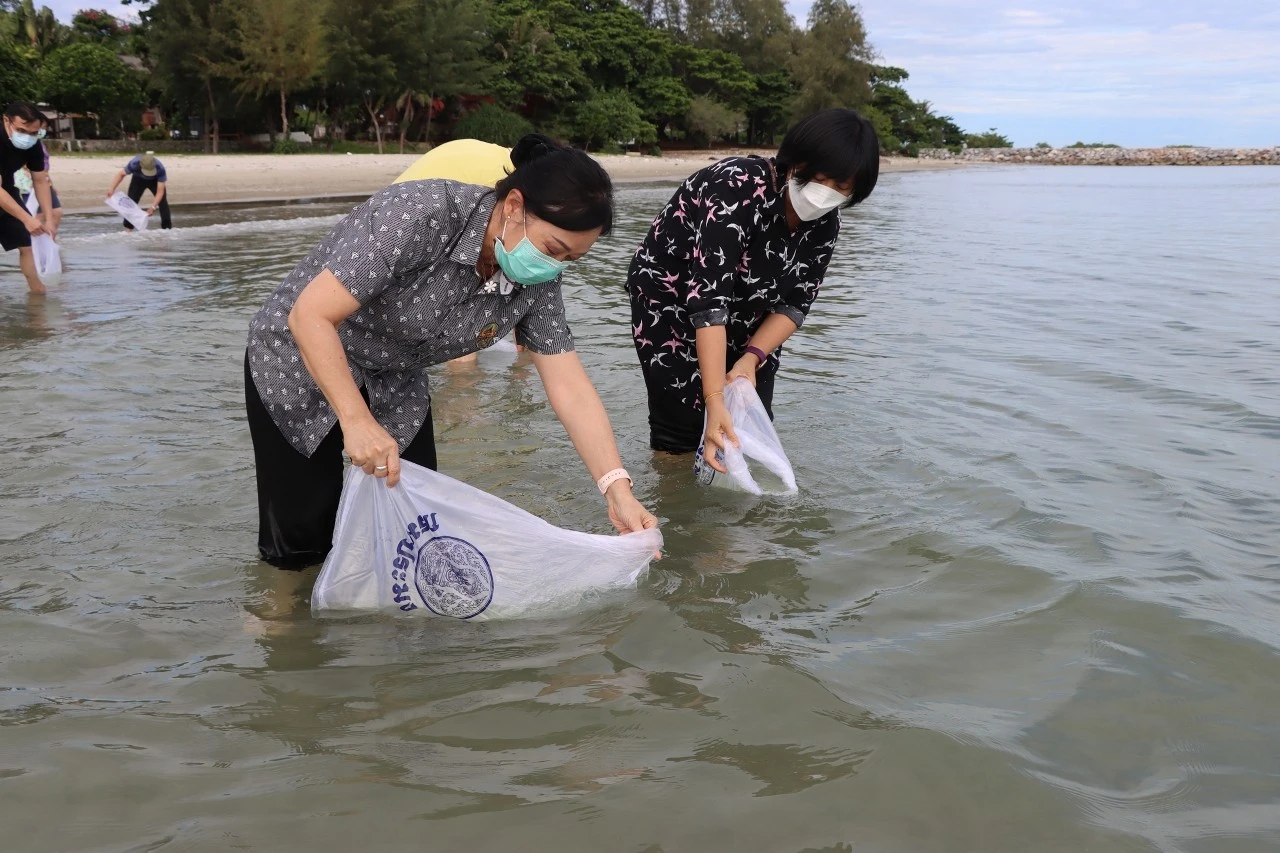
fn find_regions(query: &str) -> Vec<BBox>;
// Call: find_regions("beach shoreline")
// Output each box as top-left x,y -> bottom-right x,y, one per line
46,151 -> 968,213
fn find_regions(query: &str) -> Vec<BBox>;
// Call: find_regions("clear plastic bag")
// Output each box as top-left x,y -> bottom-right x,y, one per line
23,192 -> 60,281
312,460 -> 663,620
692,377 -> 798,496
105,191 -> 149,230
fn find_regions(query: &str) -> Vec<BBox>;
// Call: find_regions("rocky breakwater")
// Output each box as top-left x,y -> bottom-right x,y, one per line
918,147 -> 1280,166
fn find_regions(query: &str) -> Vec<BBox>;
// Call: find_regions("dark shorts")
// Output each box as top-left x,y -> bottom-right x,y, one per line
0,206 -> 31,252
20,187 -> 61,211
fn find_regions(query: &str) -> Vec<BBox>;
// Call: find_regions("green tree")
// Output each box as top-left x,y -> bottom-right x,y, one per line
703,0 -> 794,73
572,89 -> 655,150
0,39 -> 38,103
789,0 -> 874,118
323,0 -> 405,152
632,74 -> 691,139
226,0 -> 324,140
866,65 -> 963,154
743,68 -> 793,144
71,8 -> 130,47
487,0 -> 588,119
488,0 -> 679,131
40,42 -> 146,136
671,43 -> 755,110
396,0 -> 493,151
453,103 -> 533,145
11,0 -> 63,55
148,0 -> 239,152
685,94 -> 742,146
965,128 -> 1013,148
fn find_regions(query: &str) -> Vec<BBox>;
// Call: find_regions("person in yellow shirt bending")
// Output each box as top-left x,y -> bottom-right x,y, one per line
396,139 -> 519,362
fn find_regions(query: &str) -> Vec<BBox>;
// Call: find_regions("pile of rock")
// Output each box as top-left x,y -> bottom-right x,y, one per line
917,147 -> 1280,166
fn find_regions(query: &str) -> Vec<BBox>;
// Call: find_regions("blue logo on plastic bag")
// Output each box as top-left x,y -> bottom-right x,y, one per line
413,535 -> 494,619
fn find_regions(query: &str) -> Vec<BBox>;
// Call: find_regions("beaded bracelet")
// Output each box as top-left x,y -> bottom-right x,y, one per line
596,467 -> 632,495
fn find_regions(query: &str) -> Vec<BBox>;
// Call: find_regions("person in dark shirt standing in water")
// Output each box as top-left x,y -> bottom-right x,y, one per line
625,108 -> 880,472
106,150 -> 172,229
17,119 -> 64,239
1,101 -> 55,295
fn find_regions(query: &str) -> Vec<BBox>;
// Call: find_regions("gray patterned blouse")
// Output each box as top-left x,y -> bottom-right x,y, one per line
247,179 -> 575,457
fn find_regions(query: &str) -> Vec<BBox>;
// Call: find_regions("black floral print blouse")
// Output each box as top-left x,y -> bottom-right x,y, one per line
625,155 -> 840,406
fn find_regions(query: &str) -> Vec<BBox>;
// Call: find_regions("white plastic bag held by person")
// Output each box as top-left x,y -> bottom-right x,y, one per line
105,191 -> 149,230
313,460 -> 663,620
24,192 -> 61,281
693,377 -> 798,496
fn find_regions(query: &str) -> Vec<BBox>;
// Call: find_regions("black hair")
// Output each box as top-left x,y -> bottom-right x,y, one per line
776,108 -> 880,208
4,101 -> 44,124
496,133 -> 614,235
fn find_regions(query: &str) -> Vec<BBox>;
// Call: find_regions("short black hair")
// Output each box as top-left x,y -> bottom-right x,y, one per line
496,133 -> 614,235
4,101 -> 44,124
776,108 -> 880,207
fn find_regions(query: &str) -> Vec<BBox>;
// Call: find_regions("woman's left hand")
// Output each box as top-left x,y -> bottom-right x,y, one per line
605,481 -> 660,539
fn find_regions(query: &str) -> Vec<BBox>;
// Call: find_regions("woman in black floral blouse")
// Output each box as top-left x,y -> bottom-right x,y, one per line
626,109 -> 880,469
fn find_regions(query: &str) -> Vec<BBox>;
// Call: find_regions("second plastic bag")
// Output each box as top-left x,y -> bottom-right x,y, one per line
692,377 -> 798,496
24,192 -> 61,281
105,191 -> 149,230
313,460 -> 663,620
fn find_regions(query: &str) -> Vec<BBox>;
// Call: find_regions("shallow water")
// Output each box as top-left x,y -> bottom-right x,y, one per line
2,167 -> 1278,852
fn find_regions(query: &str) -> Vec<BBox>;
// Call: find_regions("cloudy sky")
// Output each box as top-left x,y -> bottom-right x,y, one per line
41,0 -> 1280,148
791,0 -> 1280,147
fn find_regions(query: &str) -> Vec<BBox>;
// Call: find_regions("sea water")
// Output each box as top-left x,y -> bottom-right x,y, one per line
1,167 -> 1278,851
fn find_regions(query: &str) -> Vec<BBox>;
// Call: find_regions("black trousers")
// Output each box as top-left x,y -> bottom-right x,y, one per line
642,367 -> 777,454
124,175 -> 171,230
244,354 -> 437,569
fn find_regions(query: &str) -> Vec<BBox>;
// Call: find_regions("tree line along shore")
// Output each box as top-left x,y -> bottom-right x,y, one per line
3,0 -> 999,157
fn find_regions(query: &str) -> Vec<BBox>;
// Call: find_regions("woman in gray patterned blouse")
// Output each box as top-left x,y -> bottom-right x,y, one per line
245,135 -> 658,568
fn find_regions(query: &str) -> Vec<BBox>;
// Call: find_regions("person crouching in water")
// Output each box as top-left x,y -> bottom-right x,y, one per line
625,108 -> 880,471
245,133 -> 658,569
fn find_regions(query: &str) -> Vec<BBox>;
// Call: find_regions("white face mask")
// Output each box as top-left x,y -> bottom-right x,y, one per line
787,178 -> 849,221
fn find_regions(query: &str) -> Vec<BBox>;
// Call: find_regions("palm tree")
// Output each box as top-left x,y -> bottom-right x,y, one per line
13,0 -> 62,55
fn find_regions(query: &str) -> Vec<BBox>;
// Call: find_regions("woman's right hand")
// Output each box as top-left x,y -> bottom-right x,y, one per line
701,398 -> 739,474
342,414 -> 402,486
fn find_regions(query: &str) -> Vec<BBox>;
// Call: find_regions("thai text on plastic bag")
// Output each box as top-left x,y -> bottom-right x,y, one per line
693,377 -> 798,495
313,460 -> 663,620
105,191 -> 149,230
24,192 -> 61,280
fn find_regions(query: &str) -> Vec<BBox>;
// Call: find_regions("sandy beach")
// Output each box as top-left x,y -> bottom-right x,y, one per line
45,150 -> 966,212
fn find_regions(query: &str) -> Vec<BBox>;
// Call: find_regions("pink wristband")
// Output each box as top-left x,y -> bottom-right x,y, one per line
596,468 -> 632,495
744,344 -> 768,367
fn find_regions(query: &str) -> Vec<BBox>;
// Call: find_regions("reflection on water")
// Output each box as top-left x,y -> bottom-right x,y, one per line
2,169 -> 1279,852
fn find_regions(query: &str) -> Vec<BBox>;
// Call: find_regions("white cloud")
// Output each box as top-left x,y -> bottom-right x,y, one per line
1003,9 -> 1063,27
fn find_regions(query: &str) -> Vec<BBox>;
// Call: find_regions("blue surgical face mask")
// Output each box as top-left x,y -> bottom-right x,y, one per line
37,128 -> 47,139
493,216 -> 570,285
9,130 -> 39,150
